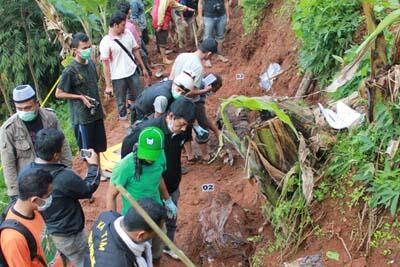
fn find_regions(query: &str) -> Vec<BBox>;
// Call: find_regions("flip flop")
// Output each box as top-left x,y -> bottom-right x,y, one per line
187,155 -> 200,164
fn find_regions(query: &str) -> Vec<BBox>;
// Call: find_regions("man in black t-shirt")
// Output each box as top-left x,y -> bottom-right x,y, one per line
121,98 -> 195,260
198,0 -> 230,66
56,32 -> 107,161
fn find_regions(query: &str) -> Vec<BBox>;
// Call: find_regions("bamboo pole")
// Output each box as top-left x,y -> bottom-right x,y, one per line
115,185 -> 196,267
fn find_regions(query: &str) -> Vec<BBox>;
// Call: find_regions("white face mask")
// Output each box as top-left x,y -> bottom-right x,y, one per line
37,195 -> 53,211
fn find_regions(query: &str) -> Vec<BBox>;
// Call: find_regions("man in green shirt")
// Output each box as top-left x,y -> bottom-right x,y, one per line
106,126 -> 176,267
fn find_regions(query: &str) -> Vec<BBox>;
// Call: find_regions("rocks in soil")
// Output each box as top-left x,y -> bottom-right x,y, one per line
283,253 -> 323,267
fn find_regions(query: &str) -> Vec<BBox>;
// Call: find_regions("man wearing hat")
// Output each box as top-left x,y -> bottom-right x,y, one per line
0,84 -> 72,201
169,38 -> 222,164
120,98 -> 196,260
130,70 -> 196,124
107,126 -> 174,267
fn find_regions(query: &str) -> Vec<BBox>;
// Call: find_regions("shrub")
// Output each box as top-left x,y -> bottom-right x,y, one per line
240,0 -> 269,34
293,0 -> 362,86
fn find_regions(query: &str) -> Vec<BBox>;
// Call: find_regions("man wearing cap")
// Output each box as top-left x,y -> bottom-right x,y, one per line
130,70 -> 196,124
120,98 -> 196,260
169,38 -> 222,163
85,198 -> 167,267
0,84 -> 72,201
107,126 -> 174,267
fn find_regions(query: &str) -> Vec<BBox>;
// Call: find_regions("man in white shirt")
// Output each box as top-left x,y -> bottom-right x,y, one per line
100,11 -> 149,120
169,38 -> 221,163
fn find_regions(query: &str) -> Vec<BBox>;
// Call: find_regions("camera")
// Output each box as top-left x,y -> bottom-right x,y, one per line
89,99 -> 100,116
80,149 -> 92,159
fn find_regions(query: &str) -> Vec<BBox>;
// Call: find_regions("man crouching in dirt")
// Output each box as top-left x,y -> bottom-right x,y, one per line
84,198 -> 167,267
107,126 -> 173,267
121,98 -> 196,261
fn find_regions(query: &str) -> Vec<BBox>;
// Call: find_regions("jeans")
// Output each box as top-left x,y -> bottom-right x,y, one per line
203,14 -> 227,42
51,230 -> 87,267
166,189 -> 180,243
173,13 -> 196,48
112,70 -> 143,117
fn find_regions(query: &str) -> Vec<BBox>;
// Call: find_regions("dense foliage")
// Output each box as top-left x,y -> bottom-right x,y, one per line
293,0 -> 362,86
240,0 -> 269,34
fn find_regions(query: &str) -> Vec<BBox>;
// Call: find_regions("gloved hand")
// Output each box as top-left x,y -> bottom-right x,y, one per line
163,198 -> 177,220
193,125 -> 209,137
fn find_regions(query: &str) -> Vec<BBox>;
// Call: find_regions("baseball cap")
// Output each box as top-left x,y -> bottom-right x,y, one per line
173,70 -> 196,92
169,97 -> 196,123
13,85 -> 36,103
199,38 -> 218,54
137,127 -> 165,161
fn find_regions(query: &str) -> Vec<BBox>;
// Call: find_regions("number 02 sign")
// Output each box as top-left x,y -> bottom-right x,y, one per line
202,184 -> 214,192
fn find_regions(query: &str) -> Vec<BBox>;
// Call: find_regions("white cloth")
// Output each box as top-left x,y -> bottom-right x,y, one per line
113,217 -> 153,267
100,30 -> 139,80
318,101 -> 363,130
171,53 -> 204,102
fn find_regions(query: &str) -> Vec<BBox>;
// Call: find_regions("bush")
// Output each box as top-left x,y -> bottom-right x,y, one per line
293,0 -> 362,86
240,0 -> 269,34
49,101 -> 78,156
0,169 -> 9,211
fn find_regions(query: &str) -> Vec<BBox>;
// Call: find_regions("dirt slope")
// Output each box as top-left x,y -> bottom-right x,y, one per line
77,0 -> 392,266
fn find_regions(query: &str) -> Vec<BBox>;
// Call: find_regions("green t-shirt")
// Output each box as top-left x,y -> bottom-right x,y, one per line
111,151 -> 166,215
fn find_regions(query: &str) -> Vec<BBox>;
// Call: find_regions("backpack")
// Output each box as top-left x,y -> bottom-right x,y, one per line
0,201 -> 46,267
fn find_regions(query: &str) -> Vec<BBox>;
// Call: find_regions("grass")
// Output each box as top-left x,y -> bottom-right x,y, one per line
0,168 -> 10,211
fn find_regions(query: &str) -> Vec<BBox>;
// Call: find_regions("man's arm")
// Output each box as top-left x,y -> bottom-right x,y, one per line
132,47 -> 149,78
0,128 -> 18,197
185,84 -> 213,97
55,88 -> 94,108
106,183 -> 119,211
224,0 -> 230,23
102,60 -> 113,95
160,178 -> 170,200
197,0 -> 203,23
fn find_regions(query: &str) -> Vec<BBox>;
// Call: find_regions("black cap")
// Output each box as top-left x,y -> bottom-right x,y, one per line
170,97 -> 196,123
199,38 -> 218,54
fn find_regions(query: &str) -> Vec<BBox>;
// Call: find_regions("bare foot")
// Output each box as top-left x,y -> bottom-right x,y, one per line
217,54 -> 229,63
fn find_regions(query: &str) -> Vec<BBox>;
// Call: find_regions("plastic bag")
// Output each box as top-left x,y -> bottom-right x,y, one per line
259,63 -> 281,91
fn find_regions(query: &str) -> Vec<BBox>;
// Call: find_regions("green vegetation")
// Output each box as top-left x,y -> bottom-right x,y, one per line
292,0 -> 362,86
322,103 -> 400,214
240,0 -> 269,34
49,101 -> 79,156
0,169 -> 9,211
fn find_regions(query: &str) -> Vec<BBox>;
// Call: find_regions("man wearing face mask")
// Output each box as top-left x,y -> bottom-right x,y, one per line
0,84 -> 72,202
107,126 -> 170,267
56,32 -> 107,166
0,169 -> 63,267
120,98 -> 195,260
18,128 -> 101,267
85,198 -> 167,267
130,70 -> 195,125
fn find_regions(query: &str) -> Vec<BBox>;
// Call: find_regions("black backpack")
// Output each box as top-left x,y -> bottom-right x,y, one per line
0,201 -> 46,267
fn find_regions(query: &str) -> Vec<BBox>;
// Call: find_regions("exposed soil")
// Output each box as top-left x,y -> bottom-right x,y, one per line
74,0 -> 394,266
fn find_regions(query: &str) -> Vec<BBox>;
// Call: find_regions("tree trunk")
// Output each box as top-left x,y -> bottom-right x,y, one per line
21,7 -> 43,103
0,83 -> 13,116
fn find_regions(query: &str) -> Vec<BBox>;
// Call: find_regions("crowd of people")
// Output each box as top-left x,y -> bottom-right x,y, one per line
0,0 -> 230,266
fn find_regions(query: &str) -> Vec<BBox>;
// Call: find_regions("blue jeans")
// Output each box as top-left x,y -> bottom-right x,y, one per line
112,70 -> 143,117
203,14 -> 227,42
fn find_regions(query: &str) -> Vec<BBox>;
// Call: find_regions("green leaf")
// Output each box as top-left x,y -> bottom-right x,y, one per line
326,250 -> 340,261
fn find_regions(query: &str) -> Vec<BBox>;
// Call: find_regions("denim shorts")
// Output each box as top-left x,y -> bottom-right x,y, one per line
203,14 -> 227,42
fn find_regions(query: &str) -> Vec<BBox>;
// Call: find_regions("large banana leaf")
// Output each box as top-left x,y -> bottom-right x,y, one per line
220,96 -> 298,145
326,8 -> 400,92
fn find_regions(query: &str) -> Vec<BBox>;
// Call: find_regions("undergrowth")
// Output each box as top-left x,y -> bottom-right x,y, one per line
292,0 -> 362,86
0,169 -> 9,211
319,102 -> 400,215
49,101 -> 78,155
240,0 -> 269,34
